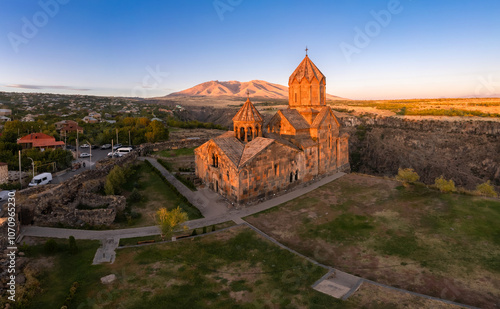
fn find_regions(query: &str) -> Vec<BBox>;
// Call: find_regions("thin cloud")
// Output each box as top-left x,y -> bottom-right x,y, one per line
5,84 -> 91,91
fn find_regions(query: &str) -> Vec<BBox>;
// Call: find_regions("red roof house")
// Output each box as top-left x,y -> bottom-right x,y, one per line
17,133 -> 65,150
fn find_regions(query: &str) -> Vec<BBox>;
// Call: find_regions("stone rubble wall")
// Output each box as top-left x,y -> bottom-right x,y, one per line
15,152 -> 138,228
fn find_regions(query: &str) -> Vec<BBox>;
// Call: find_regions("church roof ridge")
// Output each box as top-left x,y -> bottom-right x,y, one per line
288,55 -> 325,84
232,97 -> 263,123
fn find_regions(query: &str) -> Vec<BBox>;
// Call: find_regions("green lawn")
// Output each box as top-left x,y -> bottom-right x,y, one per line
18,227 -> 353,309
245,173 -> 500,308
19,239 -> 103,309
118,162 -> 202,227
153,147 -> 195,158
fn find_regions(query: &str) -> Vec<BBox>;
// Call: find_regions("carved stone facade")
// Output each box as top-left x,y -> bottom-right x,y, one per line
195,55 -> 350,204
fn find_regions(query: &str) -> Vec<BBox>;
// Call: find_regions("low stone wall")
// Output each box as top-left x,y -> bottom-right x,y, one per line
139,138 -> 209,155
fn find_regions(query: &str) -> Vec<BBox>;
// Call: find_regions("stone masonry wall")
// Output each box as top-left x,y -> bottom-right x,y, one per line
340,116 -> 500,189
17,152 -> 137,227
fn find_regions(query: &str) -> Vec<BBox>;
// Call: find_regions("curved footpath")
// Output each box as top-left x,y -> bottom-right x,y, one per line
18,157 -> 478,308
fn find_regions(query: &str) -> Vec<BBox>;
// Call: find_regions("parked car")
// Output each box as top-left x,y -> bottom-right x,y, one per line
107,152 -> 114,157
80,144 -> 90,148
29,173 -> 52,186
80,153 -> 92,158
91,145 -> 99,149
0,190 -> 16,201
101,144 -> 112,149
113,152 -> 123,158
66,145 -> 75,150
116,147 -> 133,154
112,144 -> 123,150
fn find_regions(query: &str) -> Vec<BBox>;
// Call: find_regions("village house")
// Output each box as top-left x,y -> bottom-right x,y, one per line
17,133 -> 65,150
195,54 -> 350,204
55,120 -> 84,135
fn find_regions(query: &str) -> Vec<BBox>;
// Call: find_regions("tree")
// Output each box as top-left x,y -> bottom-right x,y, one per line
105,165 -> 126,195
396,168 -> 420,185
476,181 -> 498,197
156,206 -> 188,239
146,120 -> 169,143
435,176 -> 456,193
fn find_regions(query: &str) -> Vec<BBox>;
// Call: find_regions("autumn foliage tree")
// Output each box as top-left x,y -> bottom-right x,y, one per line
434,176 -> 456,193
475,181 -> 498,197
156,206 -> 188,239
396,168 -> 420,185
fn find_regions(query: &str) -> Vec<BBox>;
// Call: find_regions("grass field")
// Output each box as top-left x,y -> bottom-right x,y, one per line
328,98 -> 500,118
18,239 -> 103,309
118,161 -> 202,227
153,147 -> 196,158
11,225 -> 477,308
245,173 -> 500,308
16,227 -> 343,308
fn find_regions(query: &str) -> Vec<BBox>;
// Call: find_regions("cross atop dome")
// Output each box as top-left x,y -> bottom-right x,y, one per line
305,46 -> 308,56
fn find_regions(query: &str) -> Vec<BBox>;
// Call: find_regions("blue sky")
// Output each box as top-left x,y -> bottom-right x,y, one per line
1,0 -> 499,99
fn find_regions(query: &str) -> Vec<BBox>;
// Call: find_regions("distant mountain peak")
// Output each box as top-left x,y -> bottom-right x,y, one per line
165,80 -> 344,100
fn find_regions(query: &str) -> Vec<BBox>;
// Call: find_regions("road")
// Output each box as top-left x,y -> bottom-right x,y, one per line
52,148 -> 112,184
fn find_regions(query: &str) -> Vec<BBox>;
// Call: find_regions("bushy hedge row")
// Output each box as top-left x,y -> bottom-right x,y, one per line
143,159 -> 203,219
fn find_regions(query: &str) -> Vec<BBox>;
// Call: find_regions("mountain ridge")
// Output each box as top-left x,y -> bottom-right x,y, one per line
163,80 -> 346,100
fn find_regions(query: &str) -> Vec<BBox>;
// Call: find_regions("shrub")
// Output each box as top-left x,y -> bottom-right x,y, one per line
396,168 -> 420,184
105,165 -> 126,195
68,236 -> 78,255
435,176 -> 456,193
156,206 -> 188,238
127,188 -> 142,204
475,181 -> 498,197
44,239 -> 58,254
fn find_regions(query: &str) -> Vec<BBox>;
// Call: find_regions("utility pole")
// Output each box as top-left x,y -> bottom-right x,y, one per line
116,129 -> 119,145
27,157 -> 34,178
18,150 -> 22,188
129,130 -> 131,146
86,140 -> 92,169
76,130 -> 79,158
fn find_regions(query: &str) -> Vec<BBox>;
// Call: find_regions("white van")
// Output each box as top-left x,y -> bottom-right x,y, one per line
116,147 -> 133,154
29,173 -> 52,187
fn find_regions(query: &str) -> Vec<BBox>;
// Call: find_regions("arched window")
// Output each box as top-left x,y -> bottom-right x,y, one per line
247,127 -> 253,142
295,170 -> 298,181
212,154 -> 216,167
274,163 -> 279,176
255,126 -> 259,137
290,172 -> 293,183
239,127 -> 245,141
215,155 -> 219,167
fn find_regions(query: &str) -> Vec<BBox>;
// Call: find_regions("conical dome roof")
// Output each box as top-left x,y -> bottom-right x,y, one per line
288,55 -> 325,84
232,98 -> 263,122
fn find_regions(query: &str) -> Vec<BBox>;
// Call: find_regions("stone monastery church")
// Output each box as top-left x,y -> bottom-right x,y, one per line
195,54 -> 350,204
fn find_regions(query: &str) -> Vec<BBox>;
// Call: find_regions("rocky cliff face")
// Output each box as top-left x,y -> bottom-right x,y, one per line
340,116 -> 500,190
